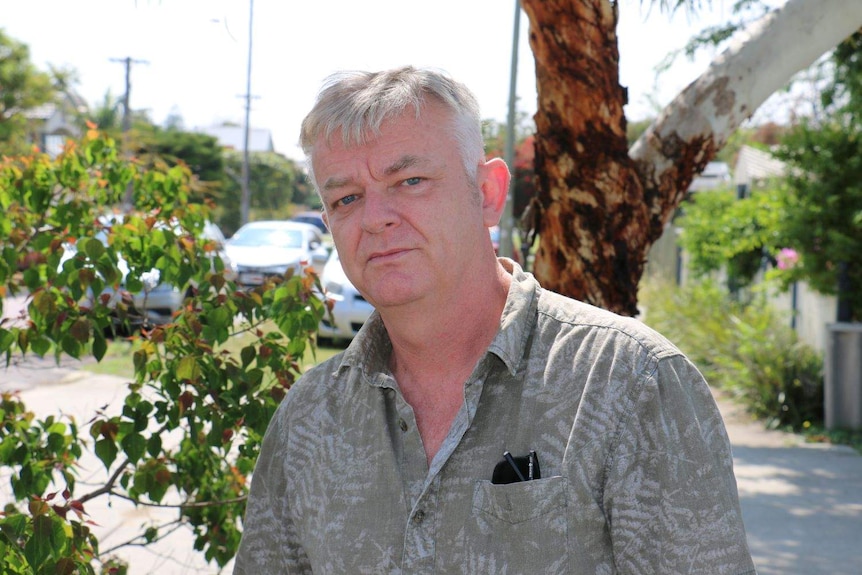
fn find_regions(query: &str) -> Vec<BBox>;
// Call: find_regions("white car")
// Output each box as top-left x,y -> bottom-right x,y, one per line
225,220 -> 330,287
317,249 -> 374,344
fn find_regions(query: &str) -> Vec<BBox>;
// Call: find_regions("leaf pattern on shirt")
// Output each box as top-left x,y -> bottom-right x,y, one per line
234,262 -> 757,575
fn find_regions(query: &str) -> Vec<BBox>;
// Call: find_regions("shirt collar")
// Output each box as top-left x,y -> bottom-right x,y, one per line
335,257 -> 539,382
487,258 -> 539,376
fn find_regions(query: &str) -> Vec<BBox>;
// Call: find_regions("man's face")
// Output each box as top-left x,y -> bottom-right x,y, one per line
312,102 -> 495,311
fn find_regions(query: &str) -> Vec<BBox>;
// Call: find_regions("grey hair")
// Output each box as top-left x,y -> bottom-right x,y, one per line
300,66 -> 485,190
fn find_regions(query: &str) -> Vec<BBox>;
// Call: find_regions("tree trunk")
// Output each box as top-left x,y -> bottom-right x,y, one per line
521,0 -> 862,316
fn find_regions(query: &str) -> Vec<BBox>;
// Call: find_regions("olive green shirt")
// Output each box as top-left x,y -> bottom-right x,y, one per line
234,261 -> 756,574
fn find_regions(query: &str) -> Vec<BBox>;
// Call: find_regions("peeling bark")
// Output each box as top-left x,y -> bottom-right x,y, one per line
522,0 -> 862,316
522,0 -> 647,316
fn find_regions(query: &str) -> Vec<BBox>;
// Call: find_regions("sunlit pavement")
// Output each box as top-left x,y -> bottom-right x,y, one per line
719,396 -> 862,575
2,350 -> 861,574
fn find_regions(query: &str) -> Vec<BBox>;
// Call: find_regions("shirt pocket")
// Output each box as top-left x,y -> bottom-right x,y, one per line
465,476 -> 569,573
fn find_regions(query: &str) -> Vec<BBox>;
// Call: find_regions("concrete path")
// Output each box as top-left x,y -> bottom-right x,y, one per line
718,395 -> 862,575
2,358 -> 861,574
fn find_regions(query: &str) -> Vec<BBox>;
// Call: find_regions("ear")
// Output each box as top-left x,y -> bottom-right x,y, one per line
477,157 -> 511,227
321,210 -> 330,230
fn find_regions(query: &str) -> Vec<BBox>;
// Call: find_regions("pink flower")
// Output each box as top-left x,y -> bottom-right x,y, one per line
776,248 -> 799,270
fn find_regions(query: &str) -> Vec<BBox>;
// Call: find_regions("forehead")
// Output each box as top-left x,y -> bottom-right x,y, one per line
311,102 -> 457,181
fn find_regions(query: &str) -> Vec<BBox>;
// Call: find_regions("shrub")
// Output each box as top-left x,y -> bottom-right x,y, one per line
0,130 -> 325,572
640,278 -> 823,429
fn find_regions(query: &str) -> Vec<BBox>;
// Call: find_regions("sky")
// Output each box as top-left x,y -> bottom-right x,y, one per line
3,0 -> 771,161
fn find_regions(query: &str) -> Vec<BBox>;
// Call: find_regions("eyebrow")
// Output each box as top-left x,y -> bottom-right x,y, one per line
321,154 -> 425,192
384,154 -> 422,176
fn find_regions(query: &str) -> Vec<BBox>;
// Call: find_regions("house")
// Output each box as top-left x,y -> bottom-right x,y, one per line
23,90 -> 88,157
197,124 -> 274,153
690,160 -> 731,191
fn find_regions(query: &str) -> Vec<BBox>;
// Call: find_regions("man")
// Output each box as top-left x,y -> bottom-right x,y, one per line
234,66 -> 756,574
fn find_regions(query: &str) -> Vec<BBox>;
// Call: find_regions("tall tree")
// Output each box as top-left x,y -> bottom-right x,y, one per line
521,0 -> 862,315
0,29 -> 55,155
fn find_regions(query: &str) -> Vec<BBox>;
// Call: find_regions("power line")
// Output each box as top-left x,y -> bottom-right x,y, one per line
110,56 -> 148,207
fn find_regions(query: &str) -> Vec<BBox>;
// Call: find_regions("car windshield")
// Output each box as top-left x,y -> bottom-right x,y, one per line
230,227 -> 304,248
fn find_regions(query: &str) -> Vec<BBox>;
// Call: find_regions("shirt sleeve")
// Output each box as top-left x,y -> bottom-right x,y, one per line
233,404 -> 311,574
603,353 -> 757,574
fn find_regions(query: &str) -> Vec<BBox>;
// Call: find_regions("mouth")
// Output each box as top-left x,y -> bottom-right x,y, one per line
367,248 -> 412,264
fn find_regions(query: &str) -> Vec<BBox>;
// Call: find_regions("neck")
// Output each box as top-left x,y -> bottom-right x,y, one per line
382,261 -> 511,380
382,262 -> 510,463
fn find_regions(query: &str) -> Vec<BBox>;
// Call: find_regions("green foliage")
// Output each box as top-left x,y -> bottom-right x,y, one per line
0,130 -> 325,570
674,124 -> 862,320
773,122 -> 862,319
139,127 -> 226,186
640,278 -> 823,430
676,185 -> 787,289
771,32 -> 862,321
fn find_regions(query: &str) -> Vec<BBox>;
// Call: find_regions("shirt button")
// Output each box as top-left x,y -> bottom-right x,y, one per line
398,418 -> 408,432
413,510 -> 425,523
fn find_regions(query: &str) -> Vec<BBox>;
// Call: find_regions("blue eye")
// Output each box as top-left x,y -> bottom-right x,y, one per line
337,194 -> 358,207
404,177 -> 423,186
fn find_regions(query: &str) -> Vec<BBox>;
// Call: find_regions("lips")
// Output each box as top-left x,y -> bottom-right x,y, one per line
367,247 -> 412,263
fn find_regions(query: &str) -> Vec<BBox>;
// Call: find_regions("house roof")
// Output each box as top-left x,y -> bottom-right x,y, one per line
198,125 -> 274,152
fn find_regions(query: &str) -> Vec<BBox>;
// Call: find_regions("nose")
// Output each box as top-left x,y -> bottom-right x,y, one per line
360,188 -> 399,234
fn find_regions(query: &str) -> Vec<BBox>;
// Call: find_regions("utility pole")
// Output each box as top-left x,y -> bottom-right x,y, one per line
111,56 -> 147,208
110,56 -> 148,149
500,0 -> 521,259
240,0 -> 255,226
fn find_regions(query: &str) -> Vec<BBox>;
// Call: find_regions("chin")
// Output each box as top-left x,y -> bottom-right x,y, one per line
366,283 -> 426,309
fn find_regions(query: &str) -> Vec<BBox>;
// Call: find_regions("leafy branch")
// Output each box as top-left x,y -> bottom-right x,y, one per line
0,130 -> 326,572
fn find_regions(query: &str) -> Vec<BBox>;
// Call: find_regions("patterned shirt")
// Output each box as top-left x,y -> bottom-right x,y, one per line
234,260 -> 757,574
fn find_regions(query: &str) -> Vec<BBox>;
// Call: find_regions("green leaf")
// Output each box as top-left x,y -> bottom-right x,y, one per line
0,328 -> 14,353
133,349 -> 148,373
240,346 -> 256,368
92,332 -> 107,362
30,336 -> 51,356
121,433 -> 146,463
94,438 -> 118,470
147,433 -> 162,458
0,513 -> 29,541
47,432 -> 66,453
176,355 -> 200,382
82,237 -> 105,260
24,514 -> 66,568
60,334 -> 82,359
125,274 -> 143,293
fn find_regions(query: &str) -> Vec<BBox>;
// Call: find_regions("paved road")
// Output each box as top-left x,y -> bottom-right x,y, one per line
2,351 -> 861,574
